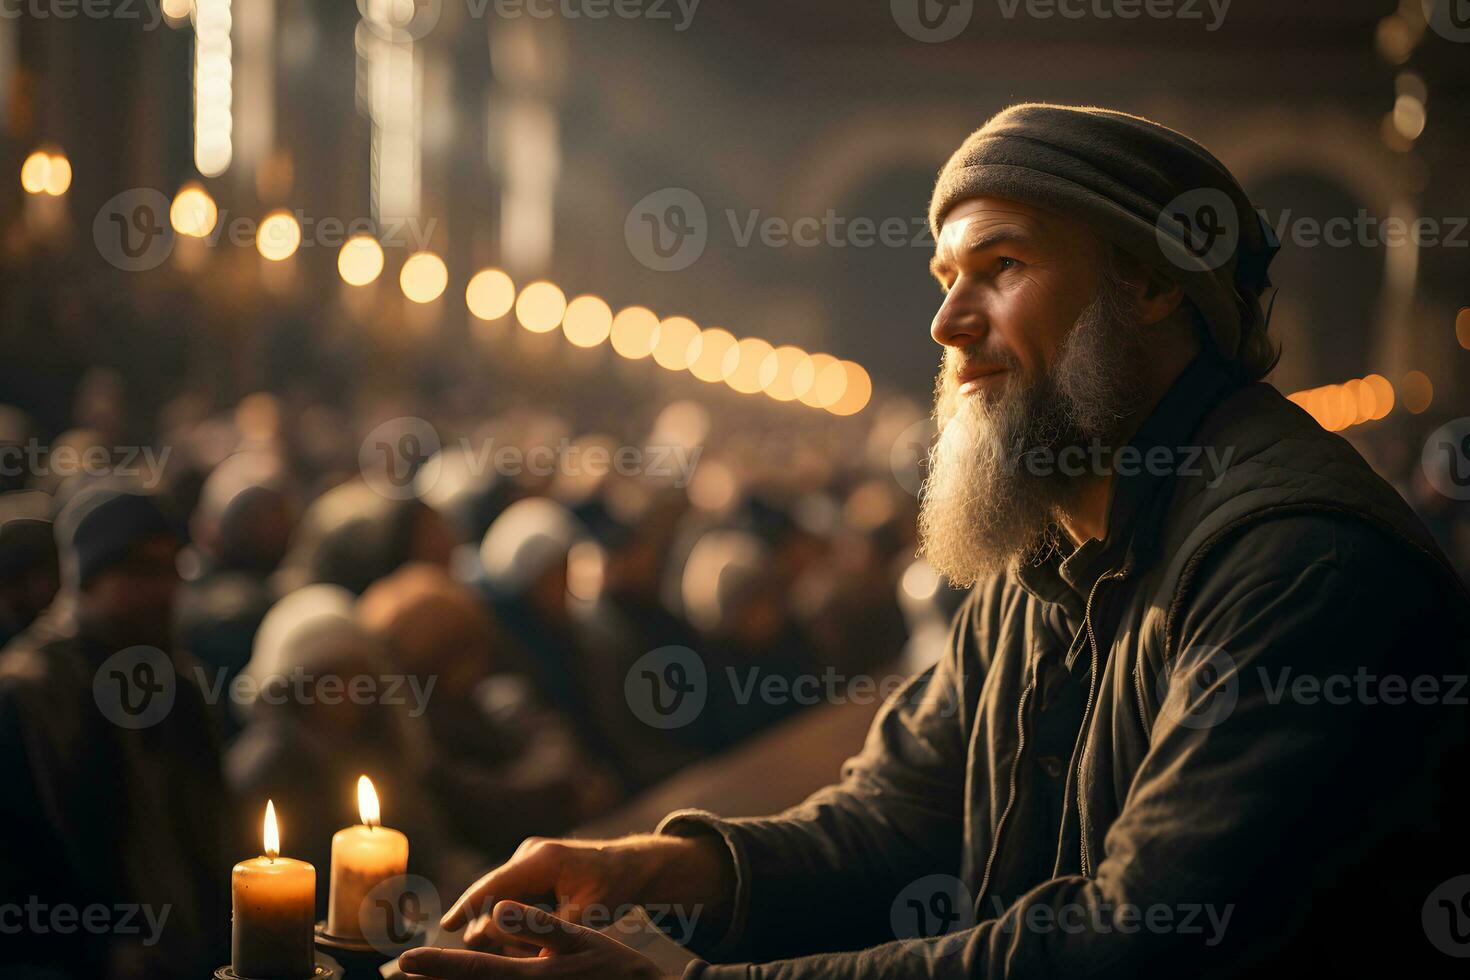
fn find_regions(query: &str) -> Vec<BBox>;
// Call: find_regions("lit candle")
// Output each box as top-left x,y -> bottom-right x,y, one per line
232,801 -> 317,979
326,776 -> 410,942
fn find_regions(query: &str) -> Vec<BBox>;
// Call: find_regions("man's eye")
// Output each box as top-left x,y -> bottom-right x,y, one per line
997,257 -> 1019,272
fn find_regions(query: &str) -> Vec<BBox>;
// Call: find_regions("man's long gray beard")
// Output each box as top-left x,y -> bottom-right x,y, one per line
917,271 -> 1147,586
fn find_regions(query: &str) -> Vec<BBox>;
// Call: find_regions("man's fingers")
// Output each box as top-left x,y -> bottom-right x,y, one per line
492,901 -> 596,955
397,947 -> 531,980
442,843 -> 554,930
464,913 -> 541,955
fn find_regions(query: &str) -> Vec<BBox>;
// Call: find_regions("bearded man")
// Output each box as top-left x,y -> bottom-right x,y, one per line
399,105 -> 1470,979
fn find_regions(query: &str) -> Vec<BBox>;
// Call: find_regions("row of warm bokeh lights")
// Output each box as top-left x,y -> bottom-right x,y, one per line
456,271 -> 872,415
1286,370 -> 1436,432
158,182 -> 872,415
31,167 -> 1467,426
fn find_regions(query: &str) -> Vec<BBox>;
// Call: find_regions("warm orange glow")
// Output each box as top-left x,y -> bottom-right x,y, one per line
1346,379 -> 1376,426
263,800 -> 280,859
1401,370 -> 1433,414
653,316 -> 701,371
689,328 -> 737,382
563,295 -> 613,348
610,306 -> 661,360
515,281 -> 567,333
43,154 -> 71,196
400,251 -> 448,303
1456,308 -> 1470,351
171,183 -> 218,238
723,338 -> 774,394
466,268 -> 516,320
22,150 -> 70,196
1332,384 -> 1357,430
799,354 -> 847,409
256,211 -> 302,261
1363,374 -> 1394,419
337,235 -> 384,286
759,345 -> 809,402
1291,373 -> 1400,431
20,152 -> 49,194
357,775 -> 380,829
827,361 -> 872,416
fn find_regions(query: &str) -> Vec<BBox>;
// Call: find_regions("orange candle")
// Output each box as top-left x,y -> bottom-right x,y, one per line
232,801 -> 316,979
326,776 -> 410,942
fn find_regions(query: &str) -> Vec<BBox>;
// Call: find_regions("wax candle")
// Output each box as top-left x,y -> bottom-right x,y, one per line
326,776 -> 410,942
232,801 -> 316,979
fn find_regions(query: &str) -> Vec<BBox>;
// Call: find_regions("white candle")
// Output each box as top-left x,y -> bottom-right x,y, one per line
232,801 -> 316,979
326,776 -> 410,942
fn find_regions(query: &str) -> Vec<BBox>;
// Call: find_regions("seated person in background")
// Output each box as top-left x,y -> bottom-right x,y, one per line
175,451 -> 294,737
476,498 -> 597,734
796,481 -> 915,678
0,491 -> 59,649
273,478 -> 458,597
0,487 -> 226,980
681,529 -> 817,748
358,563 -> 618,858
574,496 -> 714,789
226,583 -> 456,919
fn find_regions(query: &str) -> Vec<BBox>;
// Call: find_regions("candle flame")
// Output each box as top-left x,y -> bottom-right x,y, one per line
357,775 -> 380,829
263,800 -> 280,859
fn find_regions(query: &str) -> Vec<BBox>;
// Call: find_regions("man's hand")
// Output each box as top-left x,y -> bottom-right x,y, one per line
400,902 -> 664,979
440,833 -> 734,953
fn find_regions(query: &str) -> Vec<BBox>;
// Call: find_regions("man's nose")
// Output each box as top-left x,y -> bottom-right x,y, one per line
931,291 -> 987,348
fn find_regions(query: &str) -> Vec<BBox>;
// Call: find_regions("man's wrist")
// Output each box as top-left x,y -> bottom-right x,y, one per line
630,833 -> 735,933
654,811 -> 751,956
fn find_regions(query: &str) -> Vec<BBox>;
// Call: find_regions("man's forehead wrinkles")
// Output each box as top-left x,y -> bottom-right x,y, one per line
963,212 -> 1042,242
935,213 -> 1043,267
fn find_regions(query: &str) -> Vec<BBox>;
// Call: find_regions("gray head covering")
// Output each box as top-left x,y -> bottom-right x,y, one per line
930,102 -> 1280,379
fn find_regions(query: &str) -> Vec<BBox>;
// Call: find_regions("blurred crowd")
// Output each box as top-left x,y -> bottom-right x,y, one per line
0,367 -> 970,979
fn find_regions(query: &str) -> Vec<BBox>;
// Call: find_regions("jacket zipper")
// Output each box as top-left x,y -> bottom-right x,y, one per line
1134,638 -> 1152,740
1077,566 -> 1129,878
974,605 -> 1039,910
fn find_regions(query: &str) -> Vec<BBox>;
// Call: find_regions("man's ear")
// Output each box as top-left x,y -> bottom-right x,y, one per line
1134,267 -> 1185,326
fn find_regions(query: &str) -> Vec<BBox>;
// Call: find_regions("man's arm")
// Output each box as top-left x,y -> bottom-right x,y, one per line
658,594 -> 982,962
686,515 -> 1470,978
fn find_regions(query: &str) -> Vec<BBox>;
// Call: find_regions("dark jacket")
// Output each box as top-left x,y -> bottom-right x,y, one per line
665,357 -> 1470,977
